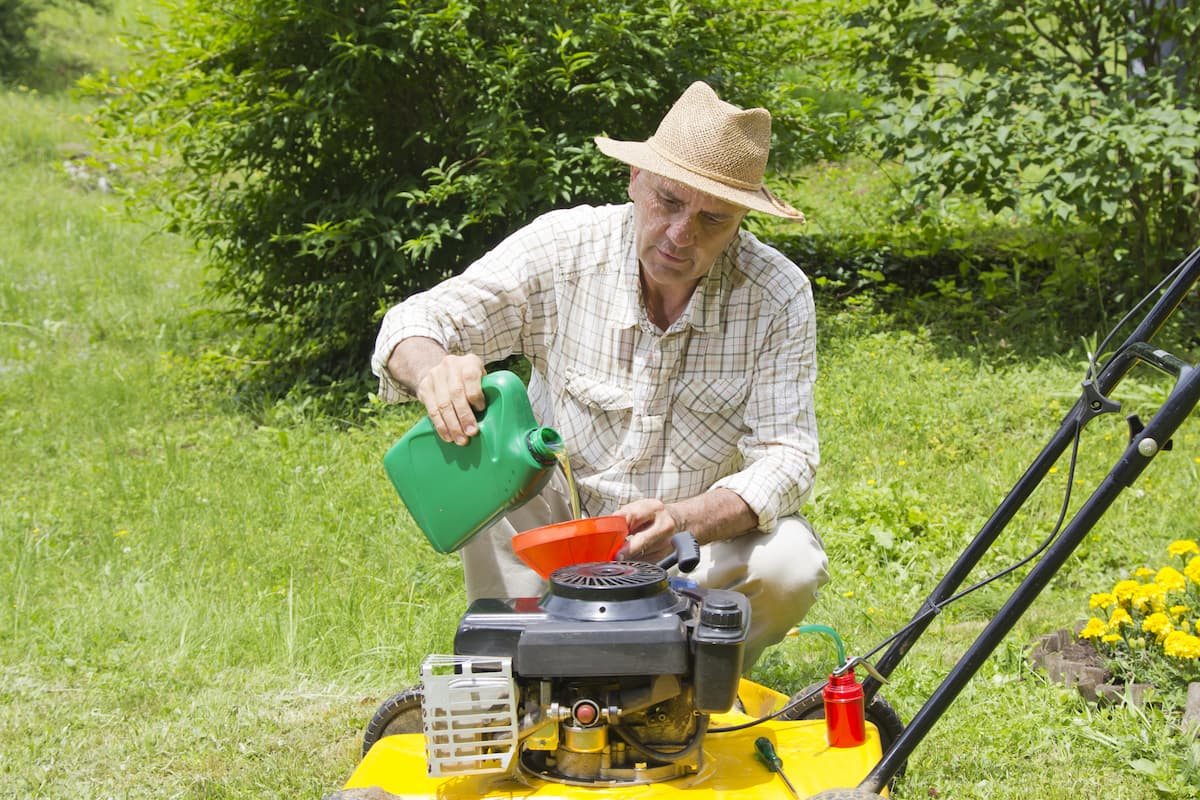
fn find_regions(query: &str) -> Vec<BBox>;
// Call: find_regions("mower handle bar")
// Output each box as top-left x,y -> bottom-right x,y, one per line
858,245 -> 1200,793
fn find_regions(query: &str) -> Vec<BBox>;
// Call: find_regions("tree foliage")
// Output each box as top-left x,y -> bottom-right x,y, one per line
0,0 -> 106,79
86,0 -> 842,400
0,0 -> 40,77
851,0 -> 1200,293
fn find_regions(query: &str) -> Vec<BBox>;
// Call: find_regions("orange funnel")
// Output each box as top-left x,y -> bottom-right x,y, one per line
512,516 -> 629,579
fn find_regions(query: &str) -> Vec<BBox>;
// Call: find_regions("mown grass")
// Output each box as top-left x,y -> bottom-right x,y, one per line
3,6 -> 1200,800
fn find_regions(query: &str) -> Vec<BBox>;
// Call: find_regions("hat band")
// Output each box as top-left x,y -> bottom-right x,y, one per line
646,137 -> 762,192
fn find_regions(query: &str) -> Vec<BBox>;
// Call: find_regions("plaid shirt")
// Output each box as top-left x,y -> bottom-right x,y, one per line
372,203 -> 818,532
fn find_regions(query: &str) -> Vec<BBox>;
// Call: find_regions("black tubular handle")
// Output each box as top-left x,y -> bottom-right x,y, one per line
657,532 -> 701,573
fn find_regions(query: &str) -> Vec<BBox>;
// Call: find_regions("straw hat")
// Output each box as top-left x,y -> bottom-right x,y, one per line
595,81 -> 804,222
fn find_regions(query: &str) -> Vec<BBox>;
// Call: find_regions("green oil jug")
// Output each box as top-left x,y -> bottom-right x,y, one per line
383,370 -> 563,554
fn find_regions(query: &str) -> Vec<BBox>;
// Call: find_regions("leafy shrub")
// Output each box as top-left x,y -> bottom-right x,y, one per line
86,0 -> 850,402
761,151 -> 1200,351
845,0 -> 1200,295
767,220 -> 1123,352
0,0 -> 39,78
0,0 -> 106,80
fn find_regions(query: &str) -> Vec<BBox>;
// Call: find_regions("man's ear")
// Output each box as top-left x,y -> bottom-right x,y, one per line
627,166 -> 640,202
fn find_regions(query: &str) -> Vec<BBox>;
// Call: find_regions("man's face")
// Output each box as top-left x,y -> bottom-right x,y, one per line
628,168 -> 747,296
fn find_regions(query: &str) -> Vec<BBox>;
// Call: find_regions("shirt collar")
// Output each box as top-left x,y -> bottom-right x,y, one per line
610,207 -> 642,330
686,241 -> 735,333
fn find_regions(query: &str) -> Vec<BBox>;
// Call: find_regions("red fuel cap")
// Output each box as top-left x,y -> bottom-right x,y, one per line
572,700 -> 599,726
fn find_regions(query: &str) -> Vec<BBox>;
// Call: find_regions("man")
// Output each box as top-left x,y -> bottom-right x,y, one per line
371,81 -> 828,668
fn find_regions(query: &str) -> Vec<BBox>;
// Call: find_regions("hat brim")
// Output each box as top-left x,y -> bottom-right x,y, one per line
595,136 -> 805,222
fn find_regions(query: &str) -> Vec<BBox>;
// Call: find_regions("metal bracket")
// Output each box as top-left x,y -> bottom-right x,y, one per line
1127,414 -> 1173,451
1080,379 -> 1121,423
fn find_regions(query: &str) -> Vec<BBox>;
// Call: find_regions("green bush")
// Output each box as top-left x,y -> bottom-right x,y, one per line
0,0 -> 39,78
86,0 -> 850,403
845,0 -> 1200,295
0,0 -> 107,81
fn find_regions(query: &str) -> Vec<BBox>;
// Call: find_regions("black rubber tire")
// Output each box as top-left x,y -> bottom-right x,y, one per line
780,681 -> 907,783
362,685 -> 424,757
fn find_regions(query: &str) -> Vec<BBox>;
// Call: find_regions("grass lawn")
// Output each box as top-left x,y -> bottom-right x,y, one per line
3,6 -> 1200,800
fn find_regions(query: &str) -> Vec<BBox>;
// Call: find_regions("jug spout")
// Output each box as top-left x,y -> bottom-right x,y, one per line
383,370 -> 563,554
526,427 -> 563,466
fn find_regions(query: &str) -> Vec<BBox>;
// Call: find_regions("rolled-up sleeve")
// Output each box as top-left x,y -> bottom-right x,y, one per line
370,216 -> 562,402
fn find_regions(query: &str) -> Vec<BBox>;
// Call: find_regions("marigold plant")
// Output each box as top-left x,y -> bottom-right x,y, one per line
1079,539 -> 1200,687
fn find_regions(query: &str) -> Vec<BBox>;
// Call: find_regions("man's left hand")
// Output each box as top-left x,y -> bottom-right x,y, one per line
614,498 -> 683,563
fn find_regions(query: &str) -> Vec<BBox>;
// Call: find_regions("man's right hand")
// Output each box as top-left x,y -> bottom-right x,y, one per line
416,353 -> 487,446
386,338 -> 487,446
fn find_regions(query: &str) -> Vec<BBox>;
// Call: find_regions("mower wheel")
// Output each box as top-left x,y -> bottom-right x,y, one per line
809,791 -> 886,800
362,685 -> 424,757
779,682 -> 907,782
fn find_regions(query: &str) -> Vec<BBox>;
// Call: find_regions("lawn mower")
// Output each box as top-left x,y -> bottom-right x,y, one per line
326,247 -> 1200,799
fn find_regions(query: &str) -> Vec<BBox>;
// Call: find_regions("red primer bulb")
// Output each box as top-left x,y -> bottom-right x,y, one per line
823,668 -> 866,747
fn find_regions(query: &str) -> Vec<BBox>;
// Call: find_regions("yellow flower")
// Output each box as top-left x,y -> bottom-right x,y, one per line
1168,539 -> 1200,558
1101,633 -> 1122,644
1134,566 -> 1156,580
1186,556 -> 1200,586
1132,582 -> 1167,613
1109,607 -> 1133,628
1170,604 -> 1192,619
1163,630 -> 1200,659
1142,611 -> 1174,641
1156,566 -> 1187,593
1112,579 -> 1140,605
1079,617 -> 1107,640
1089,592 -> 1115,610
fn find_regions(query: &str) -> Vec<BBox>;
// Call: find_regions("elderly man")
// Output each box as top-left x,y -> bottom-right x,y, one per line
371,81 -> 827,668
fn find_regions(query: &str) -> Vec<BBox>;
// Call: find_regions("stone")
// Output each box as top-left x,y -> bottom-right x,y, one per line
323,788 -> 400,800
1039,651 -> 1065,682
1184,683 -> 1200,736
1028,629 -> 1112,702
1027,629 -> 1071,668
1095,682 -> 1153,707
1047,628 -> 1073,651
1068,666 -> 1112,703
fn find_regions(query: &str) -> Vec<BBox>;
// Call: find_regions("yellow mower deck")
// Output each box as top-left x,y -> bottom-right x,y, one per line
339,679 -> 885,799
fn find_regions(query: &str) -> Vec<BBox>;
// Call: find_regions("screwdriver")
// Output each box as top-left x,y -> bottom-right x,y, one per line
754,736 -> 799,797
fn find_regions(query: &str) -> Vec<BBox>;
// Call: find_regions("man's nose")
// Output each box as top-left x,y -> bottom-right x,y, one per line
666,213 -> 695,246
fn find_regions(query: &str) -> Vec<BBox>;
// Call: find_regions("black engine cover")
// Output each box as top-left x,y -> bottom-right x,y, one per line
454,597 -> 690,676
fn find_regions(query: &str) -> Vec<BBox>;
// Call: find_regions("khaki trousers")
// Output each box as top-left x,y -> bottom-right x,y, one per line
459,472 -> 830,670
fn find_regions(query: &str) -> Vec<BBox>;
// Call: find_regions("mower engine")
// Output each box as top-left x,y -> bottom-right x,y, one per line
422,560 -> 750,785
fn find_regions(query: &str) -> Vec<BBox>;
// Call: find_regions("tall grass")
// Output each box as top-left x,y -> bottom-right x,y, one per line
2,5 -> 1199,799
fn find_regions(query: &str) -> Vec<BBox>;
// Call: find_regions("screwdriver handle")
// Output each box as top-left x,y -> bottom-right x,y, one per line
755,736 -> 782,769
754,737 -> 799,797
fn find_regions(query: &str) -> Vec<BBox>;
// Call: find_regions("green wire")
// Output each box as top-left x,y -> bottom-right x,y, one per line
791,624 -> 847,668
